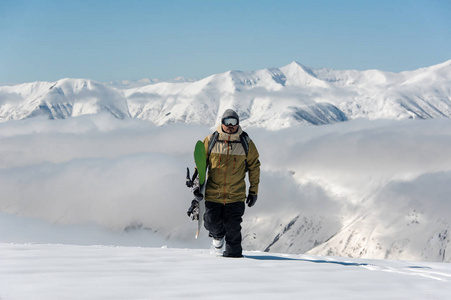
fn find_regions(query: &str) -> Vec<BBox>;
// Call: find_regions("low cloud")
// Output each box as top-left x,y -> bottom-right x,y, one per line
1,116 -> 451,255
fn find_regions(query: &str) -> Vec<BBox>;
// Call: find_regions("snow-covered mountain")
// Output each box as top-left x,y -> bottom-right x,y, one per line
0,79 -> 130,121
1,60 -> 450,128
105,76 -> 198,89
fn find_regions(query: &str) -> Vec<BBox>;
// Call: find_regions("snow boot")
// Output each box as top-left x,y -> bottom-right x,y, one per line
222,251 -> 243,258
212,237 -> 225,249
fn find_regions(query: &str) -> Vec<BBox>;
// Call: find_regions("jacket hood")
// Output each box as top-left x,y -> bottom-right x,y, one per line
221,109 -> 240,123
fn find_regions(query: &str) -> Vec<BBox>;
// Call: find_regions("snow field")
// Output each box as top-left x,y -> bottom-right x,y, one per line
1,243 -> 451,300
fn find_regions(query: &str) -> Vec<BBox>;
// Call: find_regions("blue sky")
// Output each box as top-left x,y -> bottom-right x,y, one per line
1,0 -> 450,84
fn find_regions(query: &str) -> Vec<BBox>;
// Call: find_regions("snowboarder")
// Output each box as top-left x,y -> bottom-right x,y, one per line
201,109 -> 260,257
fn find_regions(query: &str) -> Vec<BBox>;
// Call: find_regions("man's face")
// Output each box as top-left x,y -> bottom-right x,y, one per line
222,123 -> 239,134
222,117 -> 239,134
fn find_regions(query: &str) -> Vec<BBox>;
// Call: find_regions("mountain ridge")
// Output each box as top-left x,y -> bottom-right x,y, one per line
1,60 -> 450,128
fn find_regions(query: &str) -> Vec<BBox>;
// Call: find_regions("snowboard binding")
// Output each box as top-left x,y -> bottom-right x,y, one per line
185,167 -> 198,188
186,167 -> 203,221
187,199 -> 200,221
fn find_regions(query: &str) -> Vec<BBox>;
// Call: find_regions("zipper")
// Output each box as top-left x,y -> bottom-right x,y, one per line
216,155 -> 222,199
223,135 -> 231,204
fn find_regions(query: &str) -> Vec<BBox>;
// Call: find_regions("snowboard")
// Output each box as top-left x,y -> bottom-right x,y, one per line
186,140 -> 207,239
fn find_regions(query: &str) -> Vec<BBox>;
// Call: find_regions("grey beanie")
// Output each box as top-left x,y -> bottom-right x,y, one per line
221,109 -> 239,123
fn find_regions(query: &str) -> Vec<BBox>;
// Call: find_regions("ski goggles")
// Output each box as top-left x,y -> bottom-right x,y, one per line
222,117 -> 239,126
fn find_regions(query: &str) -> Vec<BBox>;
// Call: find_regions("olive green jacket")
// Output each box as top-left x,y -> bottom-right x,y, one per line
203,126 -> 260,204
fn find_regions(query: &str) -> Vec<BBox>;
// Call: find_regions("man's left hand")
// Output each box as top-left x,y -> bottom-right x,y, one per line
246,193 -> 258,207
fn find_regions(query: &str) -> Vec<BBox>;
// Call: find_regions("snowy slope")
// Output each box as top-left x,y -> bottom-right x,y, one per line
2,244 -> 451,300
1,60 -> 450,128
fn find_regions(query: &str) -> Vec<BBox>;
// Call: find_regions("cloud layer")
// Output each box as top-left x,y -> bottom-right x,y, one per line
1,116 -> 451,260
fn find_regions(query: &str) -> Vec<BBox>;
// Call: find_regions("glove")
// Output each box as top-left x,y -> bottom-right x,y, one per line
246,192 -> 258,207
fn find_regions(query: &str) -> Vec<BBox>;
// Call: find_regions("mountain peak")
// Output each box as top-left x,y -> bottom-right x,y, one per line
279,61 -> 326,87
287,60 -> 305,67
283,61 -> 311,71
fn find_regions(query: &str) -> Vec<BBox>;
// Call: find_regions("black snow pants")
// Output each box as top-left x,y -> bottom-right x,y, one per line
204,201 -> 245,256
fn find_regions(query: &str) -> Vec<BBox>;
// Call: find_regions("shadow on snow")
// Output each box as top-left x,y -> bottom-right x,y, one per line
244,254 -> 431,269
244,254 -> 369,267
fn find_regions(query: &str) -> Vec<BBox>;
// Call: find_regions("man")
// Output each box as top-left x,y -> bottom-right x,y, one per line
202,109 -> 260,257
